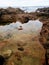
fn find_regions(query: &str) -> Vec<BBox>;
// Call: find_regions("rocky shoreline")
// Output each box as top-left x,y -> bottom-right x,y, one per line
0,7 -> 37,25
0,7 -> 49,46
0,7 -> 49,65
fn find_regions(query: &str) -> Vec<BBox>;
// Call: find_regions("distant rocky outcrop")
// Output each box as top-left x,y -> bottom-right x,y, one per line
36,7 -> 49,13
0,7 -> 37,25
0,7 -> 24,15
0,7 -> 25,25
0,7 -> 49,25
36,7 -> 49,17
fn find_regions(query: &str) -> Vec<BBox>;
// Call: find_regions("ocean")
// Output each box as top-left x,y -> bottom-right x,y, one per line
0,6 -> 48,12
20,6 -> 46,12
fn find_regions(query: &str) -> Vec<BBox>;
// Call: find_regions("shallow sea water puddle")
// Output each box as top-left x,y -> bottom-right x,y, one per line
0,20 -> 43,38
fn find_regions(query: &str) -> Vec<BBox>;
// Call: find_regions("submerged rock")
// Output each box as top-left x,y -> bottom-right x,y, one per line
2,50 -> 12,58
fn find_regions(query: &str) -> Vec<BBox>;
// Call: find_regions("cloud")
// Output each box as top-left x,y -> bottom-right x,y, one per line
0,0 -> 49,7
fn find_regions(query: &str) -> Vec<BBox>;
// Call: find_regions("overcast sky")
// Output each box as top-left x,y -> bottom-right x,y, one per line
0,0 -> 49,7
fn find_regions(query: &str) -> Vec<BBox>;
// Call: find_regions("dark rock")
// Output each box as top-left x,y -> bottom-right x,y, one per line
0,55 -> 5,65
18,47 -> 24,51
36,7 -> 49,17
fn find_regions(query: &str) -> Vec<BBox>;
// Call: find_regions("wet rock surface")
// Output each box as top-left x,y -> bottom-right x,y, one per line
35,7 -> 49,49
36,7 -> 49,64
0,33 -> 45,65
